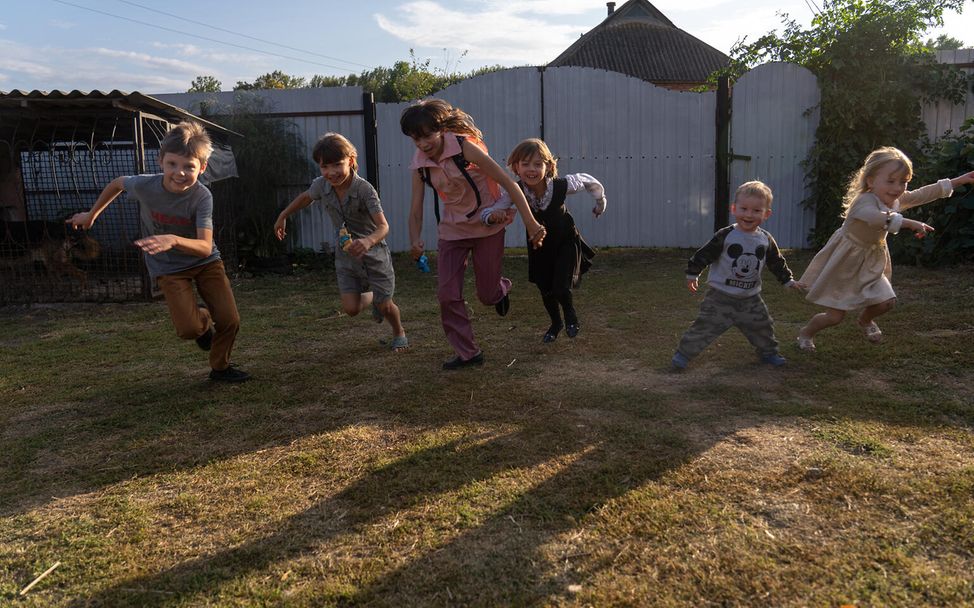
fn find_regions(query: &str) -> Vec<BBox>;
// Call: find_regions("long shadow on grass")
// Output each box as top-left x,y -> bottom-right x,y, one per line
72,381 -> 752,607
0,371 -> 355,517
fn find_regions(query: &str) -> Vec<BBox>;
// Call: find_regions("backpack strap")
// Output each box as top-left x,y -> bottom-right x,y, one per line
451,135 -> 483,219
417,166 -> 441,223
417,134 -> 484,222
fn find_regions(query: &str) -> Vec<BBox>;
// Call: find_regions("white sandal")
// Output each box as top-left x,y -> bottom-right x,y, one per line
861,321 -> 883,343
797,334 -> 816,352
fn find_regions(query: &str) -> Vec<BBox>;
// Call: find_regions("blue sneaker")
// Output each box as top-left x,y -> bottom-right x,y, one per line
670,352 -> 689,371
761,353 -> 787,367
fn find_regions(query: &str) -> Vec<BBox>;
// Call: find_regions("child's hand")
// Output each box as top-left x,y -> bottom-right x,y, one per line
593,196 -> 607,218
787,280 -> 806,292
905,219 -> 934,238
67,212 -> 94,230
347,238 -> 371,258
273,217 -> 287,240
410,239 -> 425,260
528,223 -> 546,249
134,235 -> 178,255
486,210 -> 510,226
687,277 -> 699,293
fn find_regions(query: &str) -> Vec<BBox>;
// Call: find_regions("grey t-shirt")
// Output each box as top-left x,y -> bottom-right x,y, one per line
308,174 -> 387,263
125,174 -> 220,279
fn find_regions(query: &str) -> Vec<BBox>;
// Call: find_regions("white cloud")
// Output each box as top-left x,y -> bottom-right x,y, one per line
375,2 -> 592,64
48,20 -> 77,30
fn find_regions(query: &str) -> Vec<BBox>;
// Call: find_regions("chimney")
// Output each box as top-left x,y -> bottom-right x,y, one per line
607,2 -> 616,15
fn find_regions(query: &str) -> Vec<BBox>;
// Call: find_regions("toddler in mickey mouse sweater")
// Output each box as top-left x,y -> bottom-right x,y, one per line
671,181 -> 802,371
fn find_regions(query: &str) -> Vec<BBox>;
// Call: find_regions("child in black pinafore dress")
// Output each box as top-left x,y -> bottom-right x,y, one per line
482,138 -> 607,342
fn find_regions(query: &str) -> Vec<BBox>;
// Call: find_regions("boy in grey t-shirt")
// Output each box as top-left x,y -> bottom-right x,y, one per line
68,121 -> 249,382
671,181 -> 803,371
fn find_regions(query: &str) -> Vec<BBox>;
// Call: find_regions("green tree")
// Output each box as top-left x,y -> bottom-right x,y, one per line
205,95 -> 314,261
725,0 -> 969,245
925,34 -> 966,50
234,70 -> 307,91
187,75 -> 222,93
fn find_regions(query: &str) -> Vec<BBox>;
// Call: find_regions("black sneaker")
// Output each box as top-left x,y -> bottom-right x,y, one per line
542,322 -> 563,343
494,294 -> 510,317
195,326 -> 214,351
442,351 -> 485,370
565,323 -> 580,338
209,363 -> 251,383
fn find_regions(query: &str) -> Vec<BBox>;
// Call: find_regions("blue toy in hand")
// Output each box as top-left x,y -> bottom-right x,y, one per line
416,253 -> 430,273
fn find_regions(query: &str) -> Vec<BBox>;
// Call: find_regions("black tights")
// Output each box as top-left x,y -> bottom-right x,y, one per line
541,289 -> 577,329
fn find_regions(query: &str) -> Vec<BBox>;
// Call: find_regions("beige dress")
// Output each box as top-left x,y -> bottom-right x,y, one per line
800,179 -> 952,310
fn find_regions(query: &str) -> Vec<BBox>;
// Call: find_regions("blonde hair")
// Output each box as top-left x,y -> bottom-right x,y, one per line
507,138 -> 558,179
160,121 -> 212,164
842,147 -> 913,216
312,132 -> 358,172
399,98 -> 483,141
734,180 -> 773,209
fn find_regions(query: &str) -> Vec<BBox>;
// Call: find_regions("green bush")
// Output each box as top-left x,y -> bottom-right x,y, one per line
891,118 -> 974,265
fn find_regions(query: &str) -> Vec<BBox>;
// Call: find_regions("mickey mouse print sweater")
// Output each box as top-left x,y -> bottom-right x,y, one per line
685,225 -> 795,298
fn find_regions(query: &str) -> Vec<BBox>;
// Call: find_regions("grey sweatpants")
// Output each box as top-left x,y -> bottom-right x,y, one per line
676,288 -> 779,360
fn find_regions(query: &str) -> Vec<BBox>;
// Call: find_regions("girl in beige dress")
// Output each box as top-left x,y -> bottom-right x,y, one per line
797,147 -> 974,351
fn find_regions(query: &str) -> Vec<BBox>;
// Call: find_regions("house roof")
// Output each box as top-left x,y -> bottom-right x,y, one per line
548,0 -> 729,84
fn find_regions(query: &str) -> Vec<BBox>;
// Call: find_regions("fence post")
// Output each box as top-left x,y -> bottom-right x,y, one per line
362,91 -> 379,194
714,75 -> 730,231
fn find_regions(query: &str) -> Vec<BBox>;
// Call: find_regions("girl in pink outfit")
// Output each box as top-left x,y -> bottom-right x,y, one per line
401,98 -> 546,370
797,146 -> 974,351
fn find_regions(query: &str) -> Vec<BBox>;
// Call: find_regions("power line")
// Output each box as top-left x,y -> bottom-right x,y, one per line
50,0 -> 363,74
113,0 -> 374,70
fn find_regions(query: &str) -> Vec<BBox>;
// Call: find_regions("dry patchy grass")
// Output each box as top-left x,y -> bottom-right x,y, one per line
1,249 -> 972,607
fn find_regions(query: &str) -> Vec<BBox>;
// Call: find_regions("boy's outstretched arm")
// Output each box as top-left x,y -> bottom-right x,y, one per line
67,176 -> 126,229
274,191 -> 314,240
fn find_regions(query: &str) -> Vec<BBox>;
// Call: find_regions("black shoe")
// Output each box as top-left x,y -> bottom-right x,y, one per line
195,326 -> 214,351
542,323 -> 563,343
442,351 -> 485,370
494,294 -> 510,317
209,363 -> 251,383
566,323 -> 580,338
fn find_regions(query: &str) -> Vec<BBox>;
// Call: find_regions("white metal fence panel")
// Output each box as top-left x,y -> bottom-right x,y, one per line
545,66 -> 716,248
156,88 -> 366,252
729,62 -> 819,248
922,49 -> 974,141
375,68 -> 542,252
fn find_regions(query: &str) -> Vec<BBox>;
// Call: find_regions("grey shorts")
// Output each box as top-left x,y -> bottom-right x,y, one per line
335,243 -> 396,302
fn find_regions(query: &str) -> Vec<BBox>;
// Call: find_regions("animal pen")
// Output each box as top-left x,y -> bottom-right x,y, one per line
0,90 -> 237,305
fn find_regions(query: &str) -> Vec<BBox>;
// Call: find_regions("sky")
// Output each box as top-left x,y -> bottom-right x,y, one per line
0,0 -> 970,95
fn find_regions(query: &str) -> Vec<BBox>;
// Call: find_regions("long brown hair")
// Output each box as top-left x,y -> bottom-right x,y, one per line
399,98 -> 483,141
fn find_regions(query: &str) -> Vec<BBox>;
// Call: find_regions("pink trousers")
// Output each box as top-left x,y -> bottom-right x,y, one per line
436,229 -> 510,359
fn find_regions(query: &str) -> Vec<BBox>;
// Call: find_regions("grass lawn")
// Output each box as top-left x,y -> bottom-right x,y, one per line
1,248 -> 972,607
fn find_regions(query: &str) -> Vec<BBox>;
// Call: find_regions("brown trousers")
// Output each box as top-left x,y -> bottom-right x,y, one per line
156,259 -> 240,371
